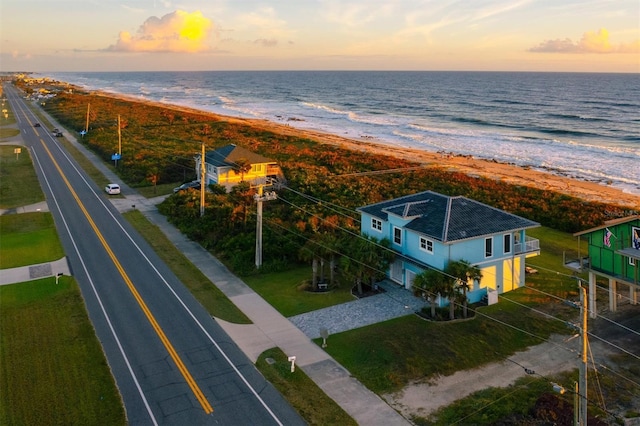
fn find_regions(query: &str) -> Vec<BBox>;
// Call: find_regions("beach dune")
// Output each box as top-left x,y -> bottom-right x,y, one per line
98,91 -> 639,211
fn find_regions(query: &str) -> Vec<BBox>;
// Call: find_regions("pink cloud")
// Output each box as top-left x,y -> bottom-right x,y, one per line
529,28 -> 639,54
108,10 -> 214,53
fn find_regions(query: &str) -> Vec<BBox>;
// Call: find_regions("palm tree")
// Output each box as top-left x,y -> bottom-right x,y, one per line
446,259 -> 483,319
340,234 -> 393,296
441,274 -> 458,320
414,268 -> 448,318
340,238 -> 366,295
360,235 -> 394,290
318,233 -> 341,287
299,239 -> 320,291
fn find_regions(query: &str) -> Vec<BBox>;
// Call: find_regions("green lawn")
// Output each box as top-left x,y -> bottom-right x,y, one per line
243,267 -> 356,317
0,213 -> 64,268
0,128 -> 19,139
319,297 -> 571,395
0,145 -> 45,209
135,182 -> 178,197
256,348 -> 356,425
0,277 -> 126,426
0,117 -> 126,424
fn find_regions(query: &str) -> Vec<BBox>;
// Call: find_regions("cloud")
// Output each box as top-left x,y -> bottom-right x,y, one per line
254,38 -> 278,48
108,10 -> 213,53
529,28 -> 639,54
10,50 -> 31,60
320,0 -> 398,27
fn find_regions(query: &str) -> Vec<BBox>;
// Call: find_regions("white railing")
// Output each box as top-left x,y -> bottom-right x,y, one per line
514,237 -> 540,254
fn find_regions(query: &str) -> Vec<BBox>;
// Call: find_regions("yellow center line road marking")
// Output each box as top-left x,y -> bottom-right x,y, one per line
40,141 -> 214,415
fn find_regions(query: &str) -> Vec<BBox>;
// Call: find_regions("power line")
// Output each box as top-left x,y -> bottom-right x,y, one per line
522,278 -> 640,343
280,185 -> 361,222
277,190 -> 639,362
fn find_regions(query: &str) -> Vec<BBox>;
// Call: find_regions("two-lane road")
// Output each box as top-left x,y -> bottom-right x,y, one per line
4,84 -> 305,425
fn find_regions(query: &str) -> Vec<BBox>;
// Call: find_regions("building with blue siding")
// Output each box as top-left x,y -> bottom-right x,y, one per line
358,191 -> 541,305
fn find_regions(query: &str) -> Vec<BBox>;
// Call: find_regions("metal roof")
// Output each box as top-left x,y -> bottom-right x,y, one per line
204,144 -> 275,167
358,190 -> 539,243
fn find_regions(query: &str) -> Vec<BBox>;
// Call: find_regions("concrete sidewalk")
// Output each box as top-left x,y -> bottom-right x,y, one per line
30,108 -> 412,425
0,257 -> 71,285
139,207 -> 410,425
0,200 -> 50,215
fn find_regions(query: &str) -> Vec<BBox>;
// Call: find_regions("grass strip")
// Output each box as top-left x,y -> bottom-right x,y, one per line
0,212 -> 64,268
256,347 -> 357,426
123,209 -> 251,324
0,128 -> 19,138
0,145 -> 45,209
0,277 -> 125,426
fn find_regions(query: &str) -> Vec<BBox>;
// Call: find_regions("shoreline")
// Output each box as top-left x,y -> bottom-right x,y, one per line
94,90 -> 640,211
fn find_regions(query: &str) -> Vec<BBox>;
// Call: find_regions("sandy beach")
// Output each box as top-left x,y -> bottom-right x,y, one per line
98,91 -> 640,211
249,117 -> 640,210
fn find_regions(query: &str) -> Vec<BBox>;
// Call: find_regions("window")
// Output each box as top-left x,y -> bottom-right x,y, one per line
630,257 -> 637,266
485,237 -> 493,258
394,227 -> 402,245
420,237 -> 434,253
503,234 -> 512,254
371,218 -> 382,232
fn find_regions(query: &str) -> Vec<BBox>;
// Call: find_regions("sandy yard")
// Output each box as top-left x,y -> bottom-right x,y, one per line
382,303 -> 640,421
381,334 -> 589,419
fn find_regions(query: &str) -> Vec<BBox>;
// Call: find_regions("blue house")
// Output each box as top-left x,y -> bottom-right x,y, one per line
358,191 -> 541,305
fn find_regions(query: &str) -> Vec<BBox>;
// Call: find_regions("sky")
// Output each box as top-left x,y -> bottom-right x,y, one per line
1,0 -> 639,73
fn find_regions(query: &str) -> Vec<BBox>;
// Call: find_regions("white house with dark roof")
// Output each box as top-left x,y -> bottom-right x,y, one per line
195,144 -> 285,191
358,190 -> 541,304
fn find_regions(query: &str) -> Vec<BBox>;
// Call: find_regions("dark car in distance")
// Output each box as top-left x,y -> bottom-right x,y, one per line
173,181 -> 201,193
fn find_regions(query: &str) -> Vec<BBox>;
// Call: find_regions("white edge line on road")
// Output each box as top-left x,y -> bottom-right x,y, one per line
21,108 -> 158,424
35,98 -> 285,424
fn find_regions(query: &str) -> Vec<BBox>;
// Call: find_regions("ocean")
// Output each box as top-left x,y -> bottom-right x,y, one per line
41,71 -> 640,196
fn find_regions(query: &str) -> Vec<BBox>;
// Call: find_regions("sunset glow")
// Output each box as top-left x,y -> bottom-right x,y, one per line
1,1 -> 638,72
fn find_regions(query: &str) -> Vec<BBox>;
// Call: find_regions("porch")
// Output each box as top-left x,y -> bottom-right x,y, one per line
514,236 -> 540,255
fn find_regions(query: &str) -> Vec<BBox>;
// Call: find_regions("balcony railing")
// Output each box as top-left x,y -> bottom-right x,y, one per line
514,237 -> 540,254
563,252 -> 589,272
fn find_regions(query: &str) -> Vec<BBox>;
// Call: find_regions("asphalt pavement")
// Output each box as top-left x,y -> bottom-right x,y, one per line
1,108 -> 413,425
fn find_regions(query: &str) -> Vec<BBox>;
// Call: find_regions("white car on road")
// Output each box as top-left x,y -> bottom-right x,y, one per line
105,183 -> 121,195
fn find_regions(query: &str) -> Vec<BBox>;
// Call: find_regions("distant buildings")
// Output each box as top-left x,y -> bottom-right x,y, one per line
358,191 -> 541,305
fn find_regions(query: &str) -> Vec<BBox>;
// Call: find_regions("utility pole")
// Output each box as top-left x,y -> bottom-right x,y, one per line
578,284 -> 588,426
85,103 -> 90,134
200,141 -> 206,217
554,283 -> 588,426
117,114 -> 122,155
254,183 -> 277,268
